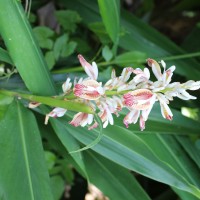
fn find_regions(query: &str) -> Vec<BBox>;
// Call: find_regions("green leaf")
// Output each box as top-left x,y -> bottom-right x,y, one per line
139,134 -> 200,188
44,151 -> 56,170
88,22 -> 111,44
102,45 -> 113,61
41,108 -> 150,200
0,47 -> 13,65
55,10 -> 82,33
98,0 -> 120,43
61,41 -> 77,58
69,114 -> 103,153
64,0 -> 200,80
173,187 -> 200,200
114,51 -> 147,66
63,113 -> 200,198
50,176 -> 65,200
53,34 -> 69,60
175,136 -> 200,169
33,26 -> 54,50
0,101 -> 53,200
42,107 -> 88,178
181,23 -> 200,52
84,151 -> 151,200
0,93 -> 13,120
45,51 -> 56,70
0,0 -> 56,95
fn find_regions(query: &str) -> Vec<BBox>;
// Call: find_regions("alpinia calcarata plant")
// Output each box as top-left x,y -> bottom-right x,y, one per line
44,55 -> 200,131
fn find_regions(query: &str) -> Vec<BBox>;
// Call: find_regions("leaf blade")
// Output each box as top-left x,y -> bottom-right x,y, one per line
0,101 -> 53,200
97,0 -> 120,43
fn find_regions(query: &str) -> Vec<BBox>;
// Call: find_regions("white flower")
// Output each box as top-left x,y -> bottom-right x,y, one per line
45,107 -> 67,124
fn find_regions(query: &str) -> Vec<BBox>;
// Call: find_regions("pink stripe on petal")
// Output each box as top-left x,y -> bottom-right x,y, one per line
123,89 -> 153,110
74,80 -> 104,100
69,112 -> 87,127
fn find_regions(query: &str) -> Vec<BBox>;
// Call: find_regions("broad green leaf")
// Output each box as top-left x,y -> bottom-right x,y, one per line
84,151 -> 151,200
0,101 -> 53,200
114,51 -> 147,66
0,0 -> 56,95
33,26 -> 54,50
55,10 -> 82,33
97,0 -> 120,43
0,47 -> 13,65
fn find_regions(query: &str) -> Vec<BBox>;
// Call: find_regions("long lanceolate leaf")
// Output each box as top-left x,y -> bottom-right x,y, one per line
0,0 -> 56,95
97,0 -> 120,44
62,113 -> 200,198
44,112 -> 151,200
0,101 -> 53,200
64,0 -> 200,80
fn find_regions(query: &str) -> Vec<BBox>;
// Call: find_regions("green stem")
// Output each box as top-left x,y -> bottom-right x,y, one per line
52,51 -> 200,74
161,52 -> 200,61
0,89 -> 94,114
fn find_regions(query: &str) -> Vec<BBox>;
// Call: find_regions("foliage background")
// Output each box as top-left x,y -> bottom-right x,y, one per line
0,0 -> 200,199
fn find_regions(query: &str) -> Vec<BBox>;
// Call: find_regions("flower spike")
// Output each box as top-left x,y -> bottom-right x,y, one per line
44,55 -> 200,131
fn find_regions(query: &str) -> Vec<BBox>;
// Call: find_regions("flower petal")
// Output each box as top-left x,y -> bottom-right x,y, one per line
123,89 -> 154,110
62,78 -> 72,93
123,110 -> 140,128
69,112 -> 88,127
45,107 -> 67,125
74,80 -> 104,100
147,58 -> 162,80
78,54 -> 98,80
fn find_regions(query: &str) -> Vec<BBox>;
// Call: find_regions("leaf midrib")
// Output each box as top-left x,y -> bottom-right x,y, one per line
17,102 -> 35,200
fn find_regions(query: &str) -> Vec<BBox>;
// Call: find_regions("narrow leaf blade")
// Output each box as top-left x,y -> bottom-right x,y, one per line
0,101 -> 53,200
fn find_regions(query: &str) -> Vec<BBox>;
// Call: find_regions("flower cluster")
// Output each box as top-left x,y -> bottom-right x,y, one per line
45,55 -> 200,131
